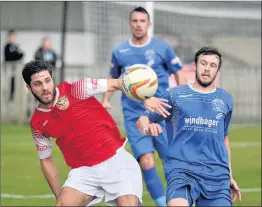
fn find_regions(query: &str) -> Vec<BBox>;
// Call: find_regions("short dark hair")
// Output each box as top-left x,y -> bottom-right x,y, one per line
129,6 -> 150,21
8,29 -> 15,35
195,46 -> 222,69
22,60 -> 53,86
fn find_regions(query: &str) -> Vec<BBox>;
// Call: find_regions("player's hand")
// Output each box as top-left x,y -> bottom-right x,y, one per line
102,101 -> 112,110
230,178 -> 241,202
144,123 -> 163,136
143,97 -> 172,118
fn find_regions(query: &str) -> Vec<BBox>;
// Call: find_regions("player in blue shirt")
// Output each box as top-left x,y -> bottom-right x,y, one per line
138,46 -> 241,206
102,7 -> 186,206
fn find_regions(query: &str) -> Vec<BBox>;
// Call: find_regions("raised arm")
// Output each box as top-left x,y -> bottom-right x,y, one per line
102,75 -> 114,109
165,44 -> 187,85
71,78 -> 122,99
102,49 -> 122,109
31,128 -> 60,199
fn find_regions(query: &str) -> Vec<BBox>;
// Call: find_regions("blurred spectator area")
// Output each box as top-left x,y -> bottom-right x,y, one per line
1,1 -> 261,125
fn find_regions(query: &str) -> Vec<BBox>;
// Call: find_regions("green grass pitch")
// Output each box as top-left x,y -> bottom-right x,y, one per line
1,124 -> 261,206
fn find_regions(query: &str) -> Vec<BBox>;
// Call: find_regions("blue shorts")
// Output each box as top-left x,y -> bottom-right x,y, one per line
123,110 -> 168,160
166,171 -> 232,206
167,185 -> 232,206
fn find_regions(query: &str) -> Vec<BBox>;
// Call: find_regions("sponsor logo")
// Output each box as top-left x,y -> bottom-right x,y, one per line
36,146 -> 47,151
179,94 -> 193,98
56,96 -> 69,110
43,120 -> 48,126
184,116 -> 219,128
212,98 -> 226,113
122,75 -> 129,93
119,48 -> 130,53
91,78 -> 98,90
145,49 -> 155,66
216,113 -> 224,120
171,57 -> 181,64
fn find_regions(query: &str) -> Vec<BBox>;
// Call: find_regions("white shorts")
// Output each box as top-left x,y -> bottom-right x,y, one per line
62,148 -> 143,206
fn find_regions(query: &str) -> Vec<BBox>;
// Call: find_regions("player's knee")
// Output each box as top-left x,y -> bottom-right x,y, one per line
117,194 -> 140,206
168,198 -> 189,206
56,199 -> 69,207
139,153 -> 155,170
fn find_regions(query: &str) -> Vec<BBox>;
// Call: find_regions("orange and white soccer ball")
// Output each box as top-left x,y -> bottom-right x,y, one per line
122,64 -> 158,101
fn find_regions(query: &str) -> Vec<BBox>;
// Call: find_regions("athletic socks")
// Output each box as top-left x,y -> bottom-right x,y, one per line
142,167 -> 166,206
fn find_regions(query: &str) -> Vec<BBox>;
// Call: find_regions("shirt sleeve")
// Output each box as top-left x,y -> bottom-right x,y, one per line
224,97 -> 234,136
71,78 -> 108,99
165,44 -> 183,74
31,127 -> 52,159
143,89 -> 173,123
109,50 -> 122,78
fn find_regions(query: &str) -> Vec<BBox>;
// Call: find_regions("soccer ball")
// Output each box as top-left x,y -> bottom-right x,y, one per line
122,64 -> 158,101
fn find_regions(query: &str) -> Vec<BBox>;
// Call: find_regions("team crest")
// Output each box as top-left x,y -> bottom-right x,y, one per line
56,96 -> 69,110
212,98 -> 226,113
145,49 -> 155,66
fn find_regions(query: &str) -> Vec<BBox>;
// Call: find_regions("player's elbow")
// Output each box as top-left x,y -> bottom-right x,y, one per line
40,156 -> 53,167
136,118 -> 144,134
107,79 -> 122,92
175,70 -> 187,85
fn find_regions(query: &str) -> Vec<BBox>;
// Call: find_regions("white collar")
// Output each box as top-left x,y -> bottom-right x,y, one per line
188,82 -> 216,94
128,37 -> 151,48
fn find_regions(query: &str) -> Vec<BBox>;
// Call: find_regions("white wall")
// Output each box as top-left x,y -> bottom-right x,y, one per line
1,30 -> 95,66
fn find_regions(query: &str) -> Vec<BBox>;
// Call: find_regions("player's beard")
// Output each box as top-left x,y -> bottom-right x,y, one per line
195,69 -> 218,88
32,88 -> 56,105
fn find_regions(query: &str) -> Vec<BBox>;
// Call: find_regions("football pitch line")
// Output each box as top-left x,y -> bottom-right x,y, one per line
1,188 -> 261,199
2,135 -> 261,149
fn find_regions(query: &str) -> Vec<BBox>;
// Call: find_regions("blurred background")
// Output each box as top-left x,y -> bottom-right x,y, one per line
1,1 -> 261,206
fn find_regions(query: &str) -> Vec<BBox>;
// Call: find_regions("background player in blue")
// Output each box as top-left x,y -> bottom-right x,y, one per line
102,7 -> 186,206
138,46 -> 241,206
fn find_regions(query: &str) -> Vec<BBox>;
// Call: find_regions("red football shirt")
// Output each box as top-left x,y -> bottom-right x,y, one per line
30,78 -> 126,168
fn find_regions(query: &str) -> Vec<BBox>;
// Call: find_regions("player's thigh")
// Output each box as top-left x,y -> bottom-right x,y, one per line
129,132 -> 155,160
102,149 -> 143,206
196,196 -> 232,207
116,194 -> 140,206
56,186 -> 93,206
168,198 -> 189,207
62,167 -> 105,206
167,186 -> 193,207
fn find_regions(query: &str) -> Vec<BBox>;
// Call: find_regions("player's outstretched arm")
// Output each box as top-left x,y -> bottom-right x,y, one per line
102,75 -> 114,109
71,77 -> 122,100
106,78 -> 122,92
143,97 -> 172,118
136,116 -> 163,137
40,156 -> 61,199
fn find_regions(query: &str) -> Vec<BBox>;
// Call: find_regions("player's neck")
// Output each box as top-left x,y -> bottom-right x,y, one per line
131,35 -> 150,46
38,101 -> 55,110
191,82 -> 216,93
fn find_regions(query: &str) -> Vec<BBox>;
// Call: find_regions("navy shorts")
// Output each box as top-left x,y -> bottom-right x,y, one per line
166,171 -> 232,206
123,112 -> 168,160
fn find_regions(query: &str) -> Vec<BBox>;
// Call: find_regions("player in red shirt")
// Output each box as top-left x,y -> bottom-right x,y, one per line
22,60 -> 143,206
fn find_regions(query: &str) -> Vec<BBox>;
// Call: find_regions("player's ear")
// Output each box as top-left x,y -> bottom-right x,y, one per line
193,63 -> 197,72
26,84 -> 32,92
149,21 -> 152,28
